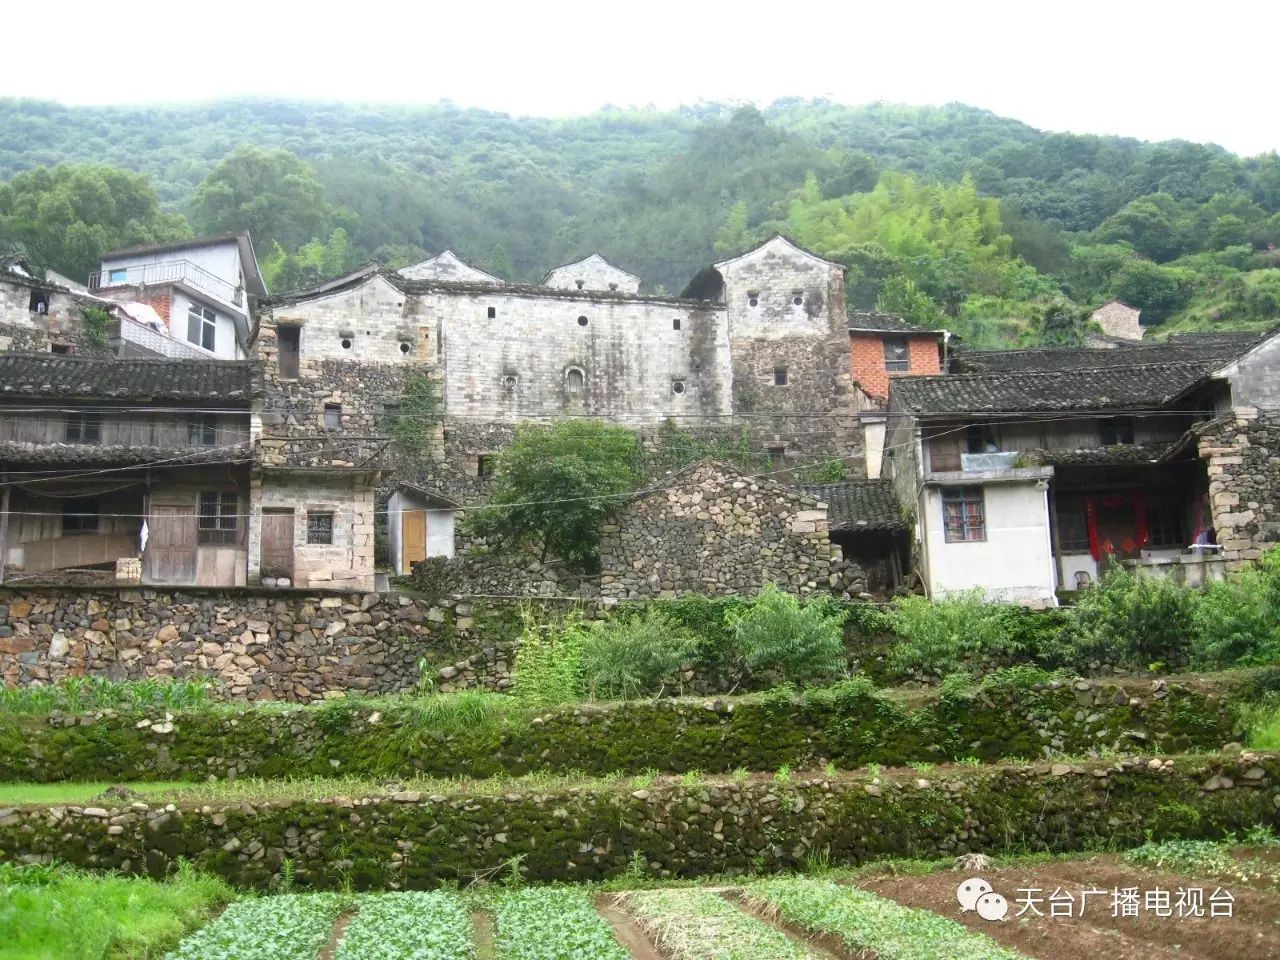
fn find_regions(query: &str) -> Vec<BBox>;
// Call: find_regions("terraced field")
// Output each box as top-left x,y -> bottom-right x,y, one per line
152,848 -> 1280,960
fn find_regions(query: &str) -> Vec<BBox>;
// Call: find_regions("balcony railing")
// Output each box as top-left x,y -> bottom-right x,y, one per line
88,259 -> 242,307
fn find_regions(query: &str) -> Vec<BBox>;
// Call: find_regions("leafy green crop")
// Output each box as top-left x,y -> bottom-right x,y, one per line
493,888 -> 629,960
744,877 -> 1028,960
165,893 -> 342,960
625,888 -> 816,959
335,892 -> 473,960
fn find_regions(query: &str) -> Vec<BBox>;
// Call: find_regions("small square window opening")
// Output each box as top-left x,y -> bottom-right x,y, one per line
306,511 -> 334,545
197,491 -> 238,546
773,367 -> 788,386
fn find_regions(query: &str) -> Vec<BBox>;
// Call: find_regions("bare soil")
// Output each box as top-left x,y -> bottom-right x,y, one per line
597,897 -> 668,960
315,911 -> 354,960
472,911 -> 495,960
861,855 -> 1280,960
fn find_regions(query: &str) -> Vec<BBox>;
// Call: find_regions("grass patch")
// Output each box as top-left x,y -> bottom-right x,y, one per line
0,678 -> 220,715
0,862 -> 231,960
1242,700 -> 1280,749
0,782 -> 193,805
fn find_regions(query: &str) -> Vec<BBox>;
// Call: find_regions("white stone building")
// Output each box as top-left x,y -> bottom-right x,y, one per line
542,254 -> 641,294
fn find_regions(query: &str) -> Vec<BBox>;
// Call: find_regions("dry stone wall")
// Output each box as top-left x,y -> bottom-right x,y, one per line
0,754 -> 1273,890
1200,411 -> 1280,569
599,462 -> 842,598
0,588 -> 466,701
0,672 -> 1254,784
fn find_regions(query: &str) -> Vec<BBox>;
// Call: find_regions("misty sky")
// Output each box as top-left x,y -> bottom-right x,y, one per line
8,0 -> 1278,156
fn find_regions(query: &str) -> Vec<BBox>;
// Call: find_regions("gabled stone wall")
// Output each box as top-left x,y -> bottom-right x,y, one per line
0,276 -> 113,357
599,461 -> 839,598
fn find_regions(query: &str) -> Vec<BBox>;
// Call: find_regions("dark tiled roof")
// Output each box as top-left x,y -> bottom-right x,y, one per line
890,361 -> 1211,415
848,311 -> 940,335
0,355 -> 255,402
1020,444 -> 1170,467
796,479 -> 906,532
951,332 -> 1264,374
0,441 -> 250,467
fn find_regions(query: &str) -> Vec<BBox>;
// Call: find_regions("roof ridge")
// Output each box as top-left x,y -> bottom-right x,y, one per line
898,358 -> 1211,383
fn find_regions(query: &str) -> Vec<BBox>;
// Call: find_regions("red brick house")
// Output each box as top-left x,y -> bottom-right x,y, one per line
848,312 -> 945,402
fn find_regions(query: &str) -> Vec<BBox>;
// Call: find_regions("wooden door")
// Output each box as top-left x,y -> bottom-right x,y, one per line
402,510 -> 426,572
261,509 -> 295,580
146,506 -> 197,584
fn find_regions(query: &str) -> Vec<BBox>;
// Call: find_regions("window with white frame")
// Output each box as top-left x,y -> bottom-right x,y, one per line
187,303 -> 217,352
883,336 -> 910,372
942,485 -> 986,543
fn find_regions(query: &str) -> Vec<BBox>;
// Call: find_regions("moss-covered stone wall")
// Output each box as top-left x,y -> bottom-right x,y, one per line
0,754 -> 1274,891
0,672 -> 1260,783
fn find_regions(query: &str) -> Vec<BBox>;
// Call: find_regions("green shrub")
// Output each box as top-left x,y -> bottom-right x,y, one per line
1191,550 -> 1280,667
1073,562 -> 1195,667
642,595 -> 747,675
578,609 -> 700,699
510,609 -> 587,706
886,591 -> 1021,676
727,583 -> 847,686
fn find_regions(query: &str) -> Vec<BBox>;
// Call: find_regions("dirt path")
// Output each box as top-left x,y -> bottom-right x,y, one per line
315,911 -> 355,960
472,911 -> 495,960
861,858 -> 1280,960
597,897 -> 669,960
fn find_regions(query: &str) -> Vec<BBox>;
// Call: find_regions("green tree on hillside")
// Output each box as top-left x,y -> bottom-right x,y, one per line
0,163 -> 190,281
191,145 -> 345,253
461,420 -> 643,569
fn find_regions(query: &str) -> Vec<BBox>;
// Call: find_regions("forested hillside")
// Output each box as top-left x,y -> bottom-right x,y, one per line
2,97 -> 1279,346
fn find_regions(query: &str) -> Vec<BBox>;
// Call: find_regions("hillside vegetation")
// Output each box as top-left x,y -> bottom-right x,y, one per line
2,97 -> 1279,345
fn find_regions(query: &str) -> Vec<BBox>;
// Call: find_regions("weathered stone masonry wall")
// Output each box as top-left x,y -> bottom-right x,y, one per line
1200,412 -> 1280,569
0,588 -> 466,701
0,755 -> 1274,890
599,462 -> 842,599
0,277 -> 114,358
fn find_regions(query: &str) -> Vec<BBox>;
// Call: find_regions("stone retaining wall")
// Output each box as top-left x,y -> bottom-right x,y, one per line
0,754 -> 1274,890
0,672 -> 1254,783
0,587 -> 487,701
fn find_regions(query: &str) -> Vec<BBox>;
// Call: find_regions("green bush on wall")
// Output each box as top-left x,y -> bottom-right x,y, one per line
578,609 -> 700,699
726,584 -> 848,687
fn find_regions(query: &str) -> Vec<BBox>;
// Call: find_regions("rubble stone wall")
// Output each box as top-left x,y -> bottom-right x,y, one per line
0,755 -> 1273,890
599,462 -> 843,598
1200,411 -> 1280,569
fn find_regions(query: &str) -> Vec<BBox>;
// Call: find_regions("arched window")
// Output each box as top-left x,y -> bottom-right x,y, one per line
565,367 -> 585,394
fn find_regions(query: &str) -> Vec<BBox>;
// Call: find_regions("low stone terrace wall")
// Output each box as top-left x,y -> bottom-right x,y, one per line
0,672 -> 1259,782
0,754 -> 1274,890
0,586 -> 531,701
